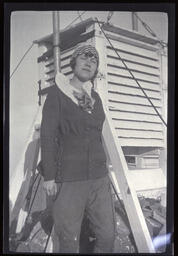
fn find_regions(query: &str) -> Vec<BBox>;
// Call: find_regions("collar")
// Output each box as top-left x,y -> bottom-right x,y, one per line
55,72 -> 93,106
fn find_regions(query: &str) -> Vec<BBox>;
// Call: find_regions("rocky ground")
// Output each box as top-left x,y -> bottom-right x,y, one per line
9,174 -> 167,253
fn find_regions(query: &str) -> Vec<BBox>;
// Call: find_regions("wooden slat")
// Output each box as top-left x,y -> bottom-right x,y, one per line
59,57 -> 71,67
44,47 -> 75,66
112,119 -> 163,131
45,72 -> 55,80
103,22 -> 159,45
107,56 -> 160,76
110,110 -> 162,123
108,91 -> 162,107
45,58 -> 70,70
45,66 -> 72,80
45,80 -> 55,87
107,73 -> 160,87
108,101 -> 162,115
106,39 -> 158,60
60,59 -> 71,67
44,55 -> 54,66
118,137 -> 164,147
108,79 -> 161,92
108,84 -> 161,99
104,30 -> 159,51
107,66 -> 160,84
115,128 -> 163,139
107,48 -> 159,68
58,65 -> 72,73
126,71 -> 160,84
60,72 -> 73,80
45,65 -> 55,74
60,47 -> 75,59
38,56 -> 47,92
45,63 -> 70,75
45,58 -> 54,67
44,72 -> 73,86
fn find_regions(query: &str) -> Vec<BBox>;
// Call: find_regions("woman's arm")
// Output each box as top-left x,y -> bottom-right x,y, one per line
40,85 -> 61,182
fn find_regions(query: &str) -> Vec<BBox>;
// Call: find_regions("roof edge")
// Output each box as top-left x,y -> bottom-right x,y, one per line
33,17 -> 95,44
34,16 -> 166,47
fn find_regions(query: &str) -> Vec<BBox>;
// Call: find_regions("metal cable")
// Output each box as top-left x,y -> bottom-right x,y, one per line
22,174 -> 42,230
64,11 -> 86,30
27,175 -> 42,216
77,11 -> 83,22
10,43 -> 34,79
109,177 -> 127,216
133,13 -> 167,48
43,225 -> 53,253
95,18 -> 167,127
28,227 -> 42,243
25,172 -> 40,212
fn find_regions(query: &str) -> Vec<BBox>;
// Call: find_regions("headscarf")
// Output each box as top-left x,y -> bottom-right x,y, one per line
70,44 -> 99,70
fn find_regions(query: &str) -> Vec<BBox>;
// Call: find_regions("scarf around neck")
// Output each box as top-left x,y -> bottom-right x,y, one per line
55,72 -> 95,113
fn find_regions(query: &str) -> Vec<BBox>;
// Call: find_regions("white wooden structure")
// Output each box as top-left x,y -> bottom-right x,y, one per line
10,17 -> 167,253
34,18 -> 167,198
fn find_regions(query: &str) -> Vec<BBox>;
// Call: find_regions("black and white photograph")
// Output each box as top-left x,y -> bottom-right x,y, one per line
4,3 -> 174,254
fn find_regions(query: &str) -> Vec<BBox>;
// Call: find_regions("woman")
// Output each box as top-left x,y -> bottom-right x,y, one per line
40,44 -> 116,253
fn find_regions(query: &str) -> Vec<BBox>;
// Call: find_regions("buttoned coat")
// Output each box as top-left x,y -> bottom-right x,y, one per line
40,84 -> 108,182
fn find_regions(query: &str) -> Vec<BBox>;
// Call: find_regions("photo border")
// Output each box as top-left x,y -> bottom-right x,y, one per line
3,2 -> 175,255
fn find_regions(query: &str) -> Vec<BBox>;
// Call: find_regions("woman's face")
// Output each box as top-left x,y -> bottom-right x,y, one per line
73,52 -> 98,82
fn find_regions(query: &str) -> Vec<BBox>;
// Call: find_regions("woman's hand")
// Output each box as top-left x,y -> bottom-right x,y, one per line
43,180 -> 57,196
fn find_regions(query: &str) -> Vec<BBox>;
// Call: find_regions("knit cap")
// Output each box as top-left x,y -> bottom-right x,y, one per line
70,44 -> 99,69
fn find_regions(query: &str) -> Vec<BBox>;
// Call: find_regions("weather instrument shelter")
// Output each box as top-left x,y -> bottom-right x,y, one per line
35,17 -> 167,189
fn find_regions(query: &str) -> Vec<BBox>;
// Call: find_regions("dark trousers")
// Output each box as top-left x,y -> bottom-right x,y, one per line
52,175 -> 116,253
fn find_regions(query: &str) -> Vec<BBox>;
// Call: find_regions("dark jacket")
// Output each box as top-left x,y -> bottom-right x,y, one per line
40,84 -> 108,182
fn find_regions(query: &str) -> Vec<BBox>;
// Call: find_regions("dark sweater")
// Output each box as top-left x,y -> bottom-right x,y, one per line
40,84 -> 108,182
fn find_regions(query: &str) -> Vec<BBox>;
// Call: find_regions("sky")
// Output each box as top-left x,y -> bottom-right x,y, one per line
10,11 -> 168,177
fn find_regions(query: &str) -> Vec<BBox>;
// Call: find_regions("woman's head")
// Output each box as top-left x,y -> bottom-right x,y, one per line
70,45 -> 99,82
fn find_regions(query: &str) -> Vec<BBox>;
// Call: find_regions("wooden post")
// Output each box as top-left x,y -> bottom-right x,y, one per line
45,11 -> 61,252
52,11 -> 61,73
157,45 -> 167,208
158,46 -> 167,177
132,12 -> 138,31
103,116 -> 155,253
94,20 -> 155,253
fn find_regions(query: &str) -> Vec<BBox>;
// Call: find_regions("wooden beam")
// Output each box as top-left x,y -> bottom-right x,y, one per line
102,114 -> 155,252
52,11 -> 61,73
102,22 -> 159,46
132,12 -> 138,32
